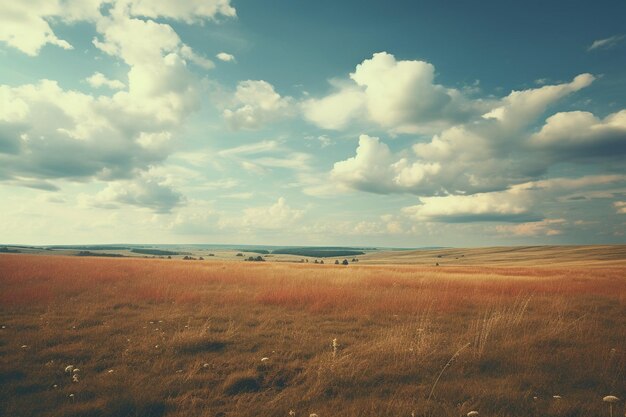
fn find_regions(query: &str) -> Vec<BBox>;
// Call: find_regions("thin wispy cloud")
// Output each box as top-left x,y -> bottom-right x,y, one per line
587,34 -> 625,51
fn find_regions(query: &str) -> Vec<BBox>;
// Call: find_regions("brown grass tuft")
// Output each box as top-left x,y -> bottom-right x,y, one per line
222,370 -> 261,395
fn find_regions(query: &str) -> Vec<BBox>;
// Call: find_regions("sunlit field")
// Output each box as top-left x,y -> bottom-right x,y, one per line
1,253 -> 624,417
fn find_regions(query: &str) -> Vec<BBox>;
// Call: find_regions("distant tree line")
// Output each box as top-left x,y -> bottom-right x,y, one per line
271,248 -> 364,258
0,246 -> 20,253
75,251 -> 124,258
130,248 -> 183,256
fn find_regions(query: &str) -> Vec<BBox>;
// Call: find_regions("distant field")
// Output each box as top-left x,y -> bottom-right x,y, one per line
359,245 -> 626,266
4,244 -> 625,266
0,249 -> 624,417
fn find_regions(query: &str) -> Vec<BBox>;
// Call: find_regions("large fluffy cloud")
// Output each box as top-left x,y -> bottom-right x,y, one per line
332,74 -> 598,196
331,134 -> 441,194
530,110 -> 626,158
402,188 -> 536,223
0,1 -> 234,56
402,175 -> 625,223
0,1 -> 236,210
303,52 -> 489,133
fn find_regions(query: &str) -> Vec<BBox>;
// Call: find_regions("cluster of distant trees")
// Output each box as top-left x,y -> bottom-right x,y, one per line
0,246 -> 19,253
313,258 -> 359,265
272,248 -> 364,258
131,248 -> 181,256
75,251 -> 124,258
245,256 -> 265,262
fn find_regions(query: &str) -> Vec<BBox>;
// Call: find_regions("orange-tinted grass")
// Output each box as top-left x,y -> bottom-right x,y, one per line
1,253 -> 625,417
1,254 -> 625,314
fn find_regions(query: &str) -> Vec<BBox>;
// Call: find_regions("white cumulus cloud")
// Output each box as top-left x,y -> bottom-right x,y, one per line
303,52 -> 489,133
331,75 -> 598,196
530,110 -> 626,158
85,72 -> 126,90
216,52 -> 235,62
0,0 -> 236,209
223,80 -> 293,130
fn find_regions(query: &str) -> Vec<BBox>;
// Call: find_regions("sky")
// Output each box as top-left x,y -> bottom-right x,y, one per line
0,0 -> 625,247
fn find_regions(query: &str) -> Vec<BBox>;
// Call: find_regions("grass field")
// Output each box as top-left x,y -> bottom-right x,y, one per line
1,250 -> 625,417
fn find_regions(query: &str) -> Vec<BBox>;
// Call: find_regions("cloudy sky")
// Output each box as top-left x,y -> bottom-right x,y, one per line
1,0 -> 625,246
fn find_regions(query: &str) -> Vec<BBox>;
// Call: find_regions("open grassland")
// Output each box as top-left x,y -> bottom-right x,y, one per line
358,245 -> 626,266
0,252 -> 625,417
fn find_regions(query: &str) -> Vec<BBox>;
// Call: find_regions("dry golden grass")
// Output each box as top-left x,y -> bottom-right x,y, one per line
0,253 -> 625,417
360,245 -> 626,266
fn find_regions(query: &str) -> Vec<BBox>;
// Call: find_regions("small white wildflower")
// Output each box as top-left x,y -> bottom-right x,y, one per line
107,369 -> 114,373
65,365 -> 74,373
53,384 -> 58,388
603,396 -> 620,417
176,369 -> 183,373
72,374 -> 79,383
202,363 -> 209,368
69,393 -> 74,398
21,345 -> 28,348
261,357 -> 270,362
553,395 -> 562,399
467,412 -> 479,417
73,368 -> 80,374
1,325 -> 6,329
309,414 -> 318,417
289,410 -> 295,416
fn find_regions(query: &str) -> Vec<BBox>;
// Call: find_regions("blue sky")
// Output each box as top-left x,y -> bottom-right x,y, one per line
0,0 -> 625,246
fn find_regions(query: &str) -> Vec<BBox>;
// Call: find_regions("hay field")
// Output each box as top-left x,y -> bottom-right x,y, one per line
0,250 -> 625,417
358,245 -> 626,266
